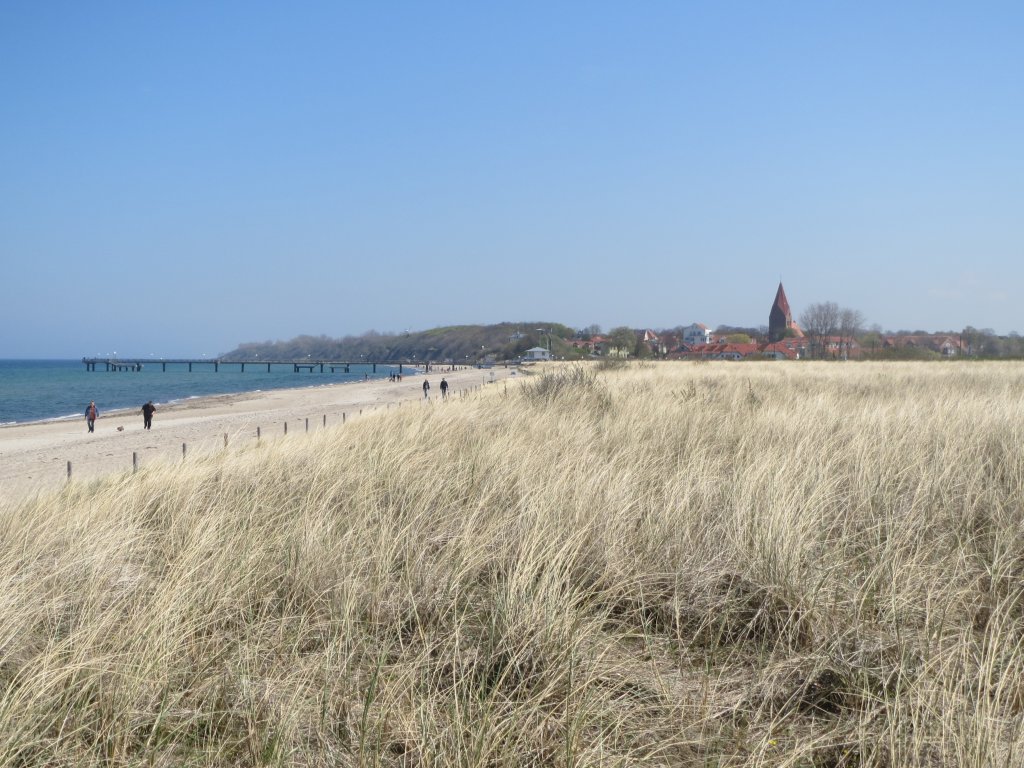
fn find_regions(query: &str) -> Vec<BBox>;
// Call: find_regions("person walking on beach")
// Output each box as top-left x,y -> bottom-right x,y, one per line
141,400 -> 156,430
440,378 -> 449,400
422,379 -> 430,399
85,401 -> 99,433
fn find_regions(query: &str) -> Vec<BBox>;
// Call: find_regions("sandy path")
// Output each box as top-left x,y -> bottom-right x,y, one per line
0,367 -> 518,503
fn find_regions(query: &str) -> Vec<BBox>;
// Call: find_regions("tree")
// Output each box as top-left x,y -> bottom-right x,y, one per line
1006,332 -> 1024,358
608,327 -> 636,358
839,309 -> 864,340
798,302 -> 867,359
860,330 -> 883,357
838,308 -> 865,359
633,336 -> 654,358
799,302 -> 840,358
962,326 -> 980,356
715,325 -> 761,340
725,333 -> 752,344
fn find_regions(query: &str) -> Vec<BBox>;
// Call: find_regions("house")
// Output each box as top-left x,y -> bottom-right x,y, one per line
715,343 -> 760,361
801,335 -> 861,360
882,334 -> 964,357
676,343 -> 760,361
681,323 -> 713,346
658,332 -> 681,357
523,347 -> 551,361
571,336 -> 604,354
761,339 -> 807,360
636,329 -> 662,357
934,336 -> 962,356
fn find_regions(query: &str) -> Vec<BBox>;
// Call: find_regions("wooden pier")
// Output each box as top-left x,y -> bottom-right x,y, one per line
81,358 -> 429,374
74,358 -> 464,376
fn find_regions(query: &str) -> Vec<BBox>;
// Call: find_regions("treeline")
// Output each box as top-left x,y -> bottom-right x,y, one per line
859,330 -> 1024,360
222,323 -> 578,363
223,321 -> 1024,364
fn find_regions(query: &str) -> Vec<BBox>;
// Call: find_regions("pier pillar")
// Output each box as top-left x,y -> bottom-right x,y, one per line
188,363 -> 192,372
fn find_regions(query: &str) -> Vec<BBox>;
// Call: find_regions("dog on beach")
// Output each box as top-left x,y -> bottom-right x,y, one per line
117,426 -> 124,432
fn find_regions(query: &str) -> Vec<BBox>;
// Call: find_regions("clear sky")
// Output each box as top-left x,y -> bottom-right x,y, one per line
2,2 -> 1022,357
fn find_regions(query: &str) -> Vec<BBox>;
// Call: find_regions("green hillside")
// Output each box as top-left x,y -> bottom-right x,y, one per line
222,322 -> 583,363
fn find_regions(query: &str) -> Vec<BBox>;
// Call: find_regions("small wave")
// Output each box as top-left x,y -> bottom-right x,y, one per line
0,412 -> 84,427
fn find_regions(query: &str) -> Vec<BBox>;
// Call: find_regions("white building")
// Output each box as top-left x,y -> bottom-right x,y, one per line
682,323 -> 713,346
523,347 -> 551,361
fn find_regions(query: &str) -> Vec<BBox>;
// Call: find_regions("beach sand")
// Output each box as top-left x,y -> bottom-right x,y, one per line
0,367 -> 516,504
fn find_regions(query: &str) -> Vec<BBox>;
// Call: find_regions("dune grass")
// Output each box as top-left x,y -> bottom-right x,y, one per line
2,361 -> 1024,766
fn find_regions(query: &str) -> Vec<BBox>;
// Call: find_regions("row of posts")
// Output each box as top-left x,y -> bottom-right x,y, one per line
65,383 -> 491,482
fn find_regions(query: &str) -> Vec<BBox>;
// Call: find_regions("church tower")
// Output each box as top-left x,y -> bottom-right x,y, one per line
768,282 -> 793,342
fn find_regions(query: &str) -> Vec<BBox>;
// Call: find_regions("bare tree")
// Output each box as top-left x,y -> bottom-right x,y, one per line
838,308 -> 865,359
799,302 -> 840,358
798,303 -> 867,359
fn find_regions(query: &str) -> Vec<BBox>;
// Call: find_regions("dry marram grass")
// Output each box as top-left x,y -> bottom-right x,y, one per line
2,362 -> 1024,766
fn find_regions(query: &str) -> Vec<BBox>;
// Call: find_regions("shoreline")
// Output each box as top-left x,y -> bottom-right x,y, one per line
0,366 -> 516,504
0,367 -> 428,429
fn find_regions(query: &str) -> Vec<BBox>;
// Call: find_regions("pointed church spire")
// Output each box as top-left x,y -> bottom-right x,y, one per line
773,282 -> 791,317
768,282 -> 793,342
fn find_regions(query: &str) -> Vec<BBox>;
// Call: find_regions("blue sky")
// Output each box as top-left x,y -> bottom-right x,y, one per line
2,2 -> 1022,357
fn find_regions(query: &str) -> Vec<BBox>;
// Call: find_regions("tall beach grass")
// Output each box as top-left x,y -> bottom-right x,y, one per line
2,361 -> 1024,766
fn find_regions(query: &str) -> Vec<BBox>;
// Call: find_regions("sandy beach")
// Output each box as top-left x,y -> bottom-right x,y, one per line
0,366 -> 516,504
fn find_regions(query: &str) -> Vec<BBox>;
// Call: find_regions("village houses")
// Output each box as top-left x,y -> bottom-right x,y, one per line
563,281 -> 978,362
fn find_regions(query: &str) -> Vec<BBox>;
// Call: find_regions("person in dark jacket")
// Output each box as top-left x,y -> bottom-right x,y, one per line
141,400 -> 156,430
440,378 -> 449,400
85,401 -> 99,433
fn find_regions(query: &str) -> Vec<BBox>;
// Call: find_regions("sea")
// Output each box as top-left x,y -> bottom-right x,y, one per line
0,359 -> 410,425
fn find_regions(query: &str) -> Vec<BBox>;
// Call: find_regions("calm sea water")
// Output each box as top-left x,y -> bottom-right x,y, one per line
0,360 -> 407,425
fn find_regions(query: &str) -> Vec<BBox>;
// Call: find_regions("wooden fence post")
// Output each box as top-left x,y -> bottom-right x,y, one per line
182,443 -> 187,459
133,452 -> 138,473
67,461 -> 72,481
